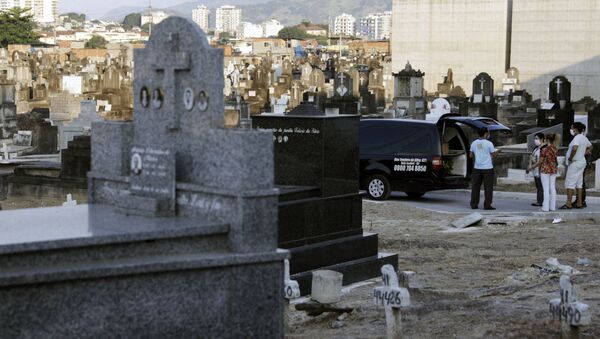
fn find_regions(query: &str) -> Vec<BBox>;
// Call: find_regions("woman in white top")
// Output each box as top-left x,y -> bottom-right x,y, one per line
561,122 -> 593,209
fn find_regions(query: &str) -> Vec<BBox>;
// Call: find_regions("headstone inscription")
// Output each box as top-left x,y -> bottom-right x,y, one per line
0,17 -> 286,338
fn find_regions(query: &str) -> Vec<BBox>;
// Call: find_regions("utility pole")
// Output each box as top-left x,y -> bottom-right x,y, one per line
148,0 -> 153,37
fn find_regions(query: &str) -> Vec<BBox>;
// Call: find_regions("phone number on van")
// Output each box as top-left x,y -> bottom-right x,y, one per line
393,158 -> 427,172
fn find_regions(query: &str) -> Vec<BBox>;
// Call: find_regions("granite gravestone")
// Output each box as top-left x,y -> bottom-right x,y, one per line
253,100 -> 397,294
324,72 -> 359,115
0,17 -> 286,338
459,72 -> 498,119
537,76 -> 574,144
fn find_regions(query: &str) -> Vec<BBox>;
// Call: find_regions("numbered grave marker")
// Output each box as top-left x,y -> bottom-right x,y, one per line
549,275 -> 591,328
374,265 -> 410,339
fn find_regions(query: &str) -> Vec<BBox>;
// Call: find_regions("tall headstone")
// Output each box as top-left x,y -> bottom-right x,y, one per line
0,17 -> 286,337
253,100 -> 397,294
537,76 -> 575,144
459,72 -> 498,119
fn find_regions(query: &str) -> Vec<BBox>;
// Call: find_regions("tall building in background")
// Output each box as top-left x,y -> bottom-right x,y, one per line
332,13 -> 356,37
192,5 -> 210,32
0,0 -> 58,24
216,5 -> 242,35
141,10 -> 170,26
359,11 -> 392,40
261,18 -> 283,37
392,0 -> 600,100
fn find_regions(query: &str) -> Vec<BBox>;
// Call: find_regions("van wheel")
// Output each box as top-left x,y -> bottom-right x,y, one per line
405,192 -> 425,199
367,174 -> 391,200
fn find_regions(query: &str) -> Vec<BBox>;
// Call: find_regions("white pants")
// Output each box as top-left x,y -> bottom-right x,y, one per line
541,173 -> 557,212
565,160 -> 586,189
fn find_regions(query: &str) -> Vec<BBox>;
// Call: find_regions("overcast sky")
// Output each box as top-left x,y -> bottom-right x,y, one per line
59,0 -> 186,18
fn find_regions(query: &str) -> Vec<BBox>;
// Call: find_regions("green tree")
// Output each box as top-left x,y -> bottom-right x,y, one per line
277,26 -> 310,40
122,13 -> 141,30
64,12 -> 86,22
85,35 -> 108,49
0,7 -> 39,48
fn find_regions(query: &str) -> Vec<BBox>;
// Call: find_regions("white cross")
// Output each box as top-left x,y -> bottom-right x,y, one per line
479,78 -> 486,91
555,78 -> 563,95
373,265 -> 410,339
338,73 -> 346,82
360,76 -> 366,86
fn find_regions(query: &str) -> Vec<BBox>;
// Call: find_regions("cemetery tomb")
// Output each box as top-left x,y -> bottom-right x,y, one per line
253,99 -> 397,294
459,72 -> 498,120
0,17 -> 286,337
537,76 -> 575,144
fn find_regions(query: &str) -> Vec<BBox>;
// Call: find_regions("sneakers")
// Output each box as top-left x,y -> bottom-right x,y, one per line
483,206 -> 496,210
531,202 -> 542,207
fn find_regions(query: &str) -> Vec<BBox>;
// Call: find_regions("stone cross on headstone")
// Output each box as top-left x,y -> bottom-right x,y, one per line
150,34 -> 191,130
555,78 -> 563,95
479,77 -> 486,91
549,275 -> 591,336
125,16 -> 225,216
374,265 -> 410,339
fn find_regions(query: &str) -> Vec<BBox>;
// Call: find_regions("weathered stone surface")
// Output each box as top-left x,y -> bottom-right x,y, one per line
451,212 -> 483,228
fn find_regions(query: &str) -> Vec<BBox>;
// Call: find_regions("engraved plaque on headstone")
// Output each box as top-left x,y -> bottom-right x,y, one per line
130,146 -> 176,203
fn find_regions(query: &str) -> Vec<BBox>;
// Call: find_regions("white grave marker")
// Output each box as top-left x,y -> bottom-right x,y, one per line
283,259 -> 300,299
1,143 -> 9,161
549,275 -> 591,335
374,265 -> 410,339
63,194 -> 77,207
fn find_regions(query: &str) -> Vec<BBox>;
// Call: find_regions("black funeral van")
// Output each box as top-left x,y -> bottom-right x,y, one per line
360,114 -> 511,200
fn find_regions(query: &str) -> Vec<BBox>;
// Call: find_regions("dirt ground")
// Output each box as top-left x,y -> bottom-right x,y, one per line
287,200 -> 600,338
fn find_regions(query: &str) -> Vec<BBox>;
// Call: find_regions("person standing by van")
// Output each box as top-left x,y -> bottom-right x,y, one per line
527,133 -> 545,207
539,133 -> 558,212
561,122 -> 592,209
470,128 -> 499,210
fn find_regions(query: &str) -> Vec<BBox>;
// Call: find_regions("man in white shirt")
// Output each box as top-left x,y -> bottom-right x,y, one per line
561,122 -> 592,209
469,128 -> 500,210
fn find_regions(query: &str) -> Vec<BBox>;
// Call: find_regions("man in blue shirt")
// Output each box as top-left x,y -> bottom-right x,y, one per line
470,128 -> 500,210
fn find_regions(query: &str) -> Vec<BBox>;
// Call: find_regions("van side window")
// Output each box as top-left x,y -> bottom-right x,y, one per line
361,125 -> 432,155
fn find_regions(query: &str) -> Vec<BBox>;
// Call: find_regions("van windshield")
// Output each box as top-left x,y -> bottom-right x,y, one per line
361,125 -> 438,155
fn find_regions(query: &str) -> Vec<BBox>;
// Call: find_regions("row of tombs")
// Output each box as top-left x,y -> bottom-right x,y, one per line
0,17 -> 394,337
1,16 -> 600,337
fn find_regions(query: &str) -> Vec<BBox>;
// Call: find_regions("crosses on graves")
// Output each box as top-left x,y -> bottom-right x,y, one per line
374,265 -> 410,339
549,275 -> 591,337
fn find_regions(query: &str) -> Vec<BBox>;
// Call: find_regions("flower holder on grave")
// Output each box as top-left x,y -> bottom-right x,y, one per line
0,18 -> 287,338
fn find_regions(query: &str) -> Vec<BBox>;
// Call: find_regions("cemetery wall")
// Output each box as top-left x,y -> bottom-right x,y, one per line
392,0 -> 600,100
511,0 -> 600,101
391,0 -> 509,96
